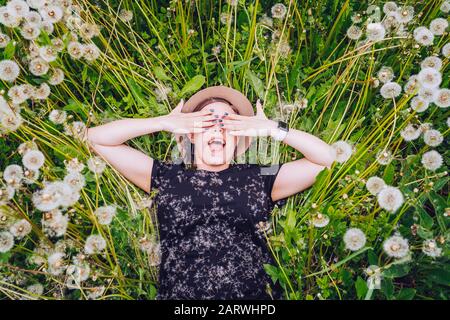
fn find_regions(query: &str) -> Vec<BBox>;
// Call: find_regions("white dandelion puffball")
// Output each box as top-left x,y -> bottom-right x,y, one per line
383,2 -> 398,14
119,9 -> 133,22
429,18 -> 448,36
366,23 -> 386,42
94,205 -> 117,225
33,83 -> 51,100
8,85 -> 28,104
331,140 -> 353,163
417,67 -> 442,89
1,112 -> 24,134
47,251 -> 66,275
442,43 -> 450,58
346,25 -> 362,40
366,176 -> 386,195
65,157 -> 85,174
87,155 -> 106,174
39,45 -> 57,62
48,109 -> 67,124
377,186 -> 404,213
383,235 -> 409,258
420,56 -> 442,71
422,239 -> 442,258
343,228 -> 367,251
271,3 -> 287,19
3,164 -> 24,186
434,88 -> 450,108
83,43 -> 100,62
441,1 -> 450,13
403,75 -> 420,95
0,231 -> 15,253
395,5 -> 414,24
63,171 -> 86,192
0,33 -> 10,48
413,26 -> 434,46
311,213 -> 330,228
423,129 -> 443,147
400,123 -> 421,141
377,66 -> 394,83
48,68 -> 65,85
380,81 -> 402,99
9,219 -> 32,239
41,209 -> 69,238
84,234 -> 107,255
20,23 -> 40,40
376,149 -> 393,165
421,150 -> 443,171
67,41 -> 84,59
31,180 -> 76,212
418,87 -> 438,103
25,10 -> 41,26
447,117 -> 450,128
0,6 -> 21,27
0,59 -> 20,82
410,96 -> 429,113
7,0 -> 30,17
29,57 -> 49,76
39,5 -> 63,23
22,149 -> 45,170
41,20 -> 54,34
26,283 -> 44,296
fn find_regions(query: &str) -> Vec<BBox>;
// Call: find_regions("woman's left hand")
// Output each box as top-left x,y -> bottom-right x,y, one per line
222,99 -> 278,137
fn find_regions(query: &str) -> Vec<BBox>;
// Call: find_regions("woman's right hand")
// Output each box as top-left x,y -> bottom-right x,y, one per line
159,100 -> 216,134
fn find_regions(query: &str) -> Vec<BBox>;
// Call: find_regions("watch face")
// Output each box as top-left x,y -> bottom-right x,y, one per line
278,120 -> 289,131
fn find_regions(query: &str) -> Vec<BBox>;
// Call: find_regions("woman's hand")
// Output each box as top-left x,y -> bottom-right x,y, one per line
222,99 -> 279,137
160,100 -> 216,134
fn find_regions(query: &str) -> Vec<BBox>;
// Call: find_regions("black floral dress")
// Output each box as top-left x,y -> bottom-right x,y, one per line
150,159 -> 288,300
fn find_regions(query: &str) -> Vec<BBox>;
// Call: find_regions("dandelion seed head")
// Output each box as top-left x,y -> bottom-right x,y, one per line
29,57 -> 49,76
94,205 -> 117,225
84,234 -> 107,255
400,123 -> 422,141
377,66 -> 395,83
429,18 -> 448,36
0,59 -> 20,82
417,67 -> 442,89
346,25 -> 362,40
343,228 -> 366,251
311,213 -> 330,228
377,186 -> 404,213
434,88 -> 450,108
423,129 -> 443,147
413,26 -> 434,46
9,219 -> 32,239
366,23 -> 386,42
383,235 -> 409,258
331,140 -> 353,163
421,150 -> 443,171
422,239 -> 442,258
380,81 -> 402,99
22,149 -> 45,170
0,231 -> 14,253
271,3 -> 287,19
47,251 -> 66,275
366,176 -> 386,195
119,9 -> 133,22
87,155 -> 106,174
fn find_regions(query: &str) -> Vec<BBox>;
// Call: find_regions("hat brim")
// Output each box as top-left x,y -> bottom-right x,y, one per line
175,86 -> 254,158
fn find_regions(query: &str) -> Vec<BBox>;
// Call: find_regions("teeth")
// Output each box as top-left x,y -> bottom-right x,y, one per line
208,138 -> 225,145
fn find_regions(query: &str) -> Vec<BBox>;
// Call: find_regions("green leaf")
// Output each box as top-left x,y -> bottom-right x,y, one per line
415,204 -> 434,229
128,78 -> 148,108
180,75 -> 205,97
3,41 -> 15,59
381,278 -> 394,299
396,288 -> 416,300
382,263 -> 411,278
153,66 -> 171,81
355,276 -> 368,299
427,268 -> 450,286
245,69 -> 265,99
383,163 -> 395,185
263,263 -> 280,284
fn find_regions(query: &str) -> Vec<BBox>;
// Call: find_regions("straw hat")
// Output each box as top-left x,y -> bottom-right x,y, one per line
174,85 -> 255,162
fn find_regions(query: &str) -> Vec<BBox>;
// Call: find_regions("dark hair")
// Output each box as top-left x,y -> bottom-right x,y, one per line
185,97 -> 239,170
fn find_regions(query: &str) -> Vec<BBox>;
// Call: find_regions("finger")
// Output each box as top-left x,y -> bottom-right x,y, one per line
224,113 -> 247,120
222,119 -> 242,125
228,130 -> 247,136
172,99 -> 184,113
222,124 -> 244,130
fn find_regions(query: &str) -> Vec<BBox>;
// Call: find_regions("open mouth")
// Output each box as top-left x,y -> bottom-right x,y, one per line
207,137 -> 226,153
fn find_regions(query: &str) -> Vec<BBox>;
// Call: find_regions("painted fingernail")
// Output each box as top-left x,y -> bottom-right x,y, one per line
220,123 -> 224,126
209,108 -> 214,112
214,114 -> 219,118
224,112 -> 228,115
218,119 -> 223,122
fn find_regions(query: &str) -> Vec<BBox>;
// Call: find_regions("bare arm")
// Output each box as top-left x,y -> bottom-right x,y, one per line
86,100 -> 216,194
86,116 -> 165,194
270,125 -> 336,201
222,100 -> 336,202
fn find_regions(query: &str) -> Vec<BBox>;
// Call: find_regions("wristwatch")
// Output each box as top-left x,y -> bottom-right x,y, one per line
272,120 -> 289,141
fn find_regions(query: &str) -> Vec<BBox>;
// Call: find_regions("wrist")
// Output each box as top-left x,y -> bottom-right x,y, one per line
269,119 -> 289,141
148,115 -> 167,132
